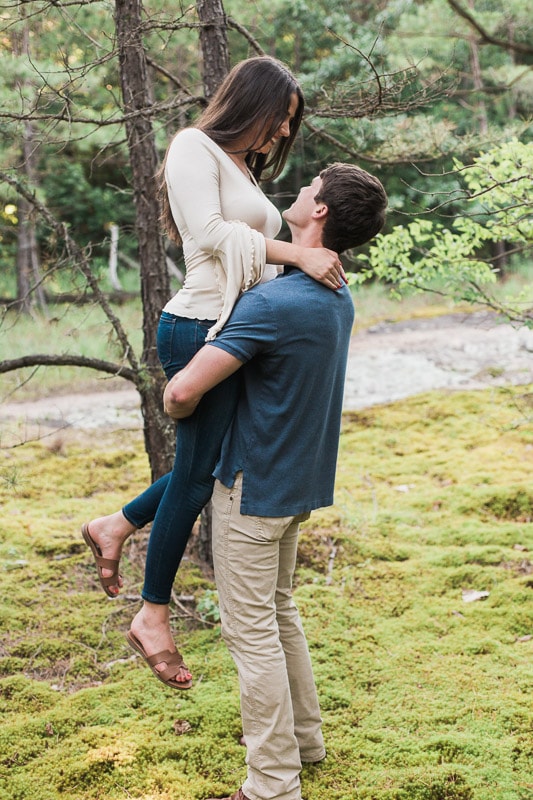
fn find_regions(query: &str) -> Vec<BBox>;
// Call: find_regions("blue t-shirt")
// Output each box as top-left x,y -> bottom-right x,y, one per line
209,268 -> 355,516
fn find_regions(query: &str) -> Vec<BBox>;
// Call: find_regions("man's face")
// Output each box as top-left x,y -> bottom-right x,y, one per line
282,175 -> 323,227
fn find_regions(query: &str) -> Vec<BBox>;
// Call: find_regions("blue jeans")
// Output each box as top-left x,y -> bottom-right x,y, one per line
122,312 -> 241,604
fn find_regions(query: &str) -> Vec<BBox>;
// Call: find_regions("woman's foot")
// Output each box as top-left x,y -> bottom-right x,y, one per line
82,511 -> 136,596
128,603 -> 192,688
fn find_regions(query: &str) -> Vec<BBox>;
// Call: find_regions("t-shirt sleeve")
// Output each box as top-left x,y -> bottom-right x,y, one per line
206,291 -> 277,363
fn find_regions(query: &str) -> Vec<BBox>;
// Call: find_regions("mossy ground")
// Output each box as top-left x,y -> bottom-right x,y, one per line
0,387 -> 532,800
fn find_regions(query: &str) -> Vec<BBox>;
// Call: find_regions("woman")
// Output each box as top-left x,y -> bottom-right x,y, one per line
82,56 -> 344,690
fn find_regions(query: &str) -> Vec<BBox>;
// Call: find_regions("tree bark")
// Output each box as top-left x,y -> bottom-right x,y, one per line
16,187 -> 44,313
196,0 -> 229,99
195,0 -> 230,558
468,0 -> 488,137
115,0 -> 175,480
13,15 -> 45,314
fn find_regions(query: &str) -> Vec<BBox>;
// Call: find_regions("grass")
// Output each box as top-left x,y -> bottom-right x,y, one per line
0,385 -> 532,799
0,299 -> 144,402
1,268 -> 531,798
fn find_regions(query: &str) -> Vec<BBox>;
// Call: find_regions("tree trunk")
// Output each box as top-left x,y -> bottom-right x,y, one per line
16,190 -> 44,313
468,0 -> 488,136
108,224 -> 122,291
196,0 -> 229,99
115,0 -> 175,480
13,15 -> 45,314
491,240 -> 509,274
16,125 -> 44,312
196,0 -> 230,558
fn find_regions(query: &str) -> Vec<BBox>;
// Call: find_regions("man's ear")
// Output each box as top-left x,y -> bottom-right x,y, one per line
312,202 -> 328,220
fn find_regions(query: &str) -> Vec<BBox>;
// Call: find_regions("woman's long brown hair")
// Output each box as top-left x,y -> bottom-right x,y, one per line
158,56 -> 304,244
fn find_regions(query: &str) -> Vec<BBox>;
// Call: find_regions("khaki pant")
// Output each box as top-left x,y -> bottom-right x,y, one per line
212,474 -> 325,800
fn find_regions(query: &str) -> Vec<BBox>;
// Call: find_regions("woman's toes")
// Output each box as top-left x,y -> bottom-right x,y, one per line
177,666 -> 192,682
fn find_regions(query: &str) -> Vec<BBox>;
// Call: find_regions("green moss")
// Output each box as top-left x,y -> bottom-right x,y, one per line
480,490 -> 533,522
1,386 -> 532,798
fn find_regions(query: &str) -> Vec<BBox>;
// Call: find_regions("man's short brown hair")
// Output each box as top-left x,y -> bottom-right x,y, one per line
315,163 -> 388,253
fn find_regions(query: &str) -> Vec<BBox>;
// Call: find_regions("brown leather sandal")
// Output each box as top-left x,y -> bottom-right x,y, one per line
81,523 -> 121,598
126,630 -> 193,690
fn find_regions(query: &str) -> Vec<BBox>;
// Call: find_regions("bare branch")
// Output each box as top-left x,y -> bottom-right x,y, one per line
309,67 -> 451,119
305,42 -> 453,122
145,56 -> 194,95
0,95 -> 205,126
409,279 -> 533,327
303,119 -> 442,167
303,119 -> 385,165
50,0 -> 109,49
447,0 -> 533,56
326,28 -> 383,111
0,169 -> 141,381
0,354 -> 137,381
226,16 -> 265,55
466,279 -> 533,324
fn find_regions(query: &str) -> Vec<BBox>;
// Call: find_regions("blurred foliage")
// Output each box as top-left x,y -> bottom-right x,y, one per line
0,0 -> 531,309
353,139 -> 532,326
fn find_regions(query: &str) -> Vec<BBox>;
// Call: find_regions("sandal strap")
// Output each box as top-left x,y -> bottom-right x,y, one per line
94,555 -> 120,587
100,573 -> 120,588
95,555 -> 119,572
145,648 -> 187,680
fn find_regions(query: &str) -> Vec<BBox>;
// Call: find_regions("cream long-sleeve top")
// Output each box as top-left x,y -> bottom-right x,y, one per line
163,127 -> 282,340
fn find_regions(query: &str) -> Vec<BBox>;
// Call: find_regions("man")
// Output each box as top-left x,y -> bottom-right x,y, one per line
164,163 -> 388,800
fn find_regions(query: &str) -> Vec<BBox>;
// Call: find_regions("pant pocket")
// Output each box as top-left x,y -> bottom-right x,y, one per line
156,314 -> 176,373
251,514 -> 296,543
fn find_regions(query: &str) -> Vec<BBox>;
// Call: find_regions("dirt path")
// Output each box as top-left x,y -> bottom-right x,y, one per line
344,311 -> 533,409
1,312 -> 532,440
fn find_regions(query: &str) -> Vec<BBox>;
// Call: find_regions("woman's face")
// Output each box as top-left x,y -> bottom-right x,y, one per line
253,92 -> 300,154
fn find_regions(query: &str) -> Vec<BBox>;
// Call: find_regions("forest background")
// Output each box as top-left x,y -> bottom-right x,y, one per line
0,1 -> 532,799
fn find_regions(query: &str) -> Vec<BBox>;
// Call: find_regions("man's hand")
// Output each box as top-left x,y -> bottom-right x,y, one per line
163,345 -> 244,419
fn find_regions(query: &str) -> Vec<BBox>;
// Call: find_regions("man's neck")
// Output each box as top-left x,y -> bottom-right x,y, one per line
288,225 -> 323,250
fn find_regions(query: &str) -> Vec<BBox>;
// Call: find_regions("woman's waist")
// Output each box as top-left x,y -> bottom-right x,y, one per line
163,280 -> 223,319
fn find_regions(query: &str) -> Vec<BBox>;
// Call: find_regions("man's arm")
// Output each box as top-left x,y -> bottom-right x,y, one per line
163,344 -> 243,419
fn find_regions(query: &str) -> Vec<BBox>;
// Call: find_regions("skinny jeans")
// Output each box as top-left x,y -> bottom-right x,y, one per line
122,311 -> 241,604
212,473 -> 325,800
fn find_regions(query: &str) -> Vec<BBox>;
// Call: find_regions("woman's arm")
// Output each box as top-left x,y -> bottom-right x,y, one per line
166,129 -> 344,290
165,129 -> 253,253
265,239 -> 346,290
